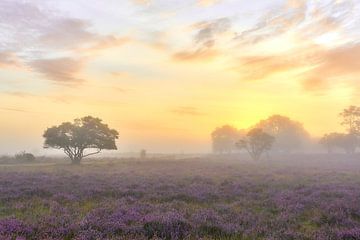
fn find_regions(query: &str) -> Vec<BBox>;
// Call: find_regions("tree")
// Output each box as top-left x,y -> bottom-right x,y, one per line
43,116 -> 119,164
340,106 -> 360,135
236,128 -> 275,161
211,125 -> 244,154
15,151 -> 35,162
254,115 -> 309,153
140,149 -> 147,160
341,133 -> 358,154
320,132 -> 357,154
320,133 -> 339,153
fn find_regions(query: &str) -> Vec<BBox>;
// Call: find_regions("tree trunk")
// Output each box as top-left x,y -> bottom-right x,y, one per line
71,157 -> 81,165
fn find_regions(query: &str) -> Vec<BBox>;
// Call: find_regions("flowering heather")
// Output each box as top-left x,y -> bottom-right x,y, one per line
1,155 -> 360,239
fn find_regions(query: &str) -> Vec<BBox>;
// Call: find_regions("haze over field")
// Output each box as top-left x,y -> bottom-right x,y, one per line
3,2 -> 360,239
1,0 -> 360,154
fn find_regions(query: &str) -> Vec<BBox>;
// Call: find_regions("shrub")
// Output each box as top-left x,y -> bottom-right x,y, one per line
15,151 -> 36,162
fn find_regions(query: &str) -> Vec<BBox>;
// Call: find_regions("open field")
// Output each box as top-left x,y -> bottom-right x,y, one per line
1,155 -> 360,239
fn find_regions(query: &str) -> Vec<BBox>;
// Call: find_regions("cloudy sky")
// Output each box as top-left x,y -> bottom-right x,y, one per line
0,0 -> 359,154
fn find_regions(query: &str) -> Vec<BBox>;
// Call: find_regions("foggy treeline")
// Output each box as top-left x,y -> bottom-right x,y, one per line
211,106 -> 360,160
2,106 -> 360,165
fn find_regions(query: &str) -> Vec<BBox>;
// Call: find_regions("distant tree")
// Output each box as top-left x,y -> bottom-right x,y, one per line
320,132 -> 357,154
320,133 -> 339,153
43,116 -> 119,164
211,125 -> 244,154
140,149 -> 147,159
15,151 -> 35,162
254,115 -> 309,153
236,128 -> 275,161
341,133 -> 358,154
340,106 -> 360,135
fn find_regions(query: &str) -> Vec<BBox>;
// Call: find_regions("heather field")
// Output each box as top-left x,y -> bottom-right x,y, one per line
1,155 -> 360,240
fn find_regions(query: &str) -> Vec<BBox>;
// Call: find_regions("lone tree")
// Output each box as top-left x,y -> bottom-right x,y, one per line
43,116 -> 119,164
236,128 -> 275,161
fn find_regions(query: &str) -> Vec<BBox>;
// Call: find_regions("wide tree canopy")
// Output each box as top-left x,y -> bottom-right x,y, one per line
43,116 -> 119,164
254,115 -> 309,153
211,125 -> 245,154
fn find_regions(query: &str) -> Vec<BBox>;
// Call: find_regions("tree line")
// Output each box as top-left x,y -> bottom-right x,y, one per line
212,107 -> 360,160
211,115 -> 309,159
39,106 -> 360,164
320,106 -> 360,154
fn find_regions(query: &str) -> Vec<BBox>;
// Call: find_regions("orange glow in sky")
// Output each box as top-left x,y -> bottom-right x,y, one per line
0,0 -> 359,154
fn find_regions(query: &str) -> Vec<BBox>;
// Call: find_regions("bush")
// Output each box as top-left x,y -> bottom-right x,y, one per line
15,151 -> 36,162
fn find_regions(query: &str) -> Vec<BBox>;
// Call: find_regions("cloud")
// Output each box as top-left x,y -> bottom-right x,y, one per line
0,1 -> 47,52
232,41 -> 360,93
301,77 -> 328,92
0,0 -> 129,84
111,71 -> 132,78
85,36 -> 131,53
197,0 -> 221,7
40,18 -> 131,53
0,0 -> 128,53
300,0 -> 355,40
29,57 -> 84,85
0,52 -> 21,68
173,48 -> 219,61
315,43 -> 360,76
193,18 -> 230,45
237,0 -> 307,44
132,0 -> 151,5
236,55 -> 302,81
3,91 -> 37,98
232,44 -> 322,81
39,18 -> 98,50
300,43 -> 360,91
171,106 -> 205,116
125,120 -> 187,132
0,107 -> 29,113
236,0 -> 355,45
173,17 -> 230,61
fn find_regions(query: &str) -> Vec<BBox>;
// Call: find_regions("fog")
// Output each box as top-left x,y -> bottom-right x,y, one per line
2,109 -> 360,239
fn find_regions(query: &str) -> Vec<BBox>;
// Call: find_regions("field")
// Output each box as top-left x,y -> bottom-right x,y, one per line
1,155 -> 360,240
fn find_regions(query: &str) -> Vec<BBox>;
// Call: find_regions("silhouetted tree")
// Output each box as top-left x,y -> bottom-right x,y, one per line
254,115 -> 309,153
320,132 -> 357,154
15,151 -> 35,162
340,106 -> 360,135
211,125 -> 244,154
320,133 -> 339,153
140,149 -> 147,159
43,116 -> 119,164
236,128 -> 275,161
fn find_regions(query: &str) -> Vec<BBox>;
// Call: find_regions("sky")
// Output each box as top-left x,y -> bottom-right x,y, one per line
0,0 -> 359,154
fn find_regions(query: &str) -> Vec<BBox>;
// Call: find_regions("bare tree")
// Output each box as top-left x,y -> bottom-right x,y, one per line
340,106 -> 360,135
236,128 -> 275,161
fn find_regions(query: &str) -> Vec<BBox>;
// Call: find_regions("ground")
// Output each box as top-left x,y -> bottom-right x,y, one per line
1,154 -> 360,239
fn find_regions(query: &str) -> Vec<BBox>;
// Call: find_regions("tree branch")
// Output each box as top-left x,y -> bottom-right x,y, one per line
82,149 -> 102,158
